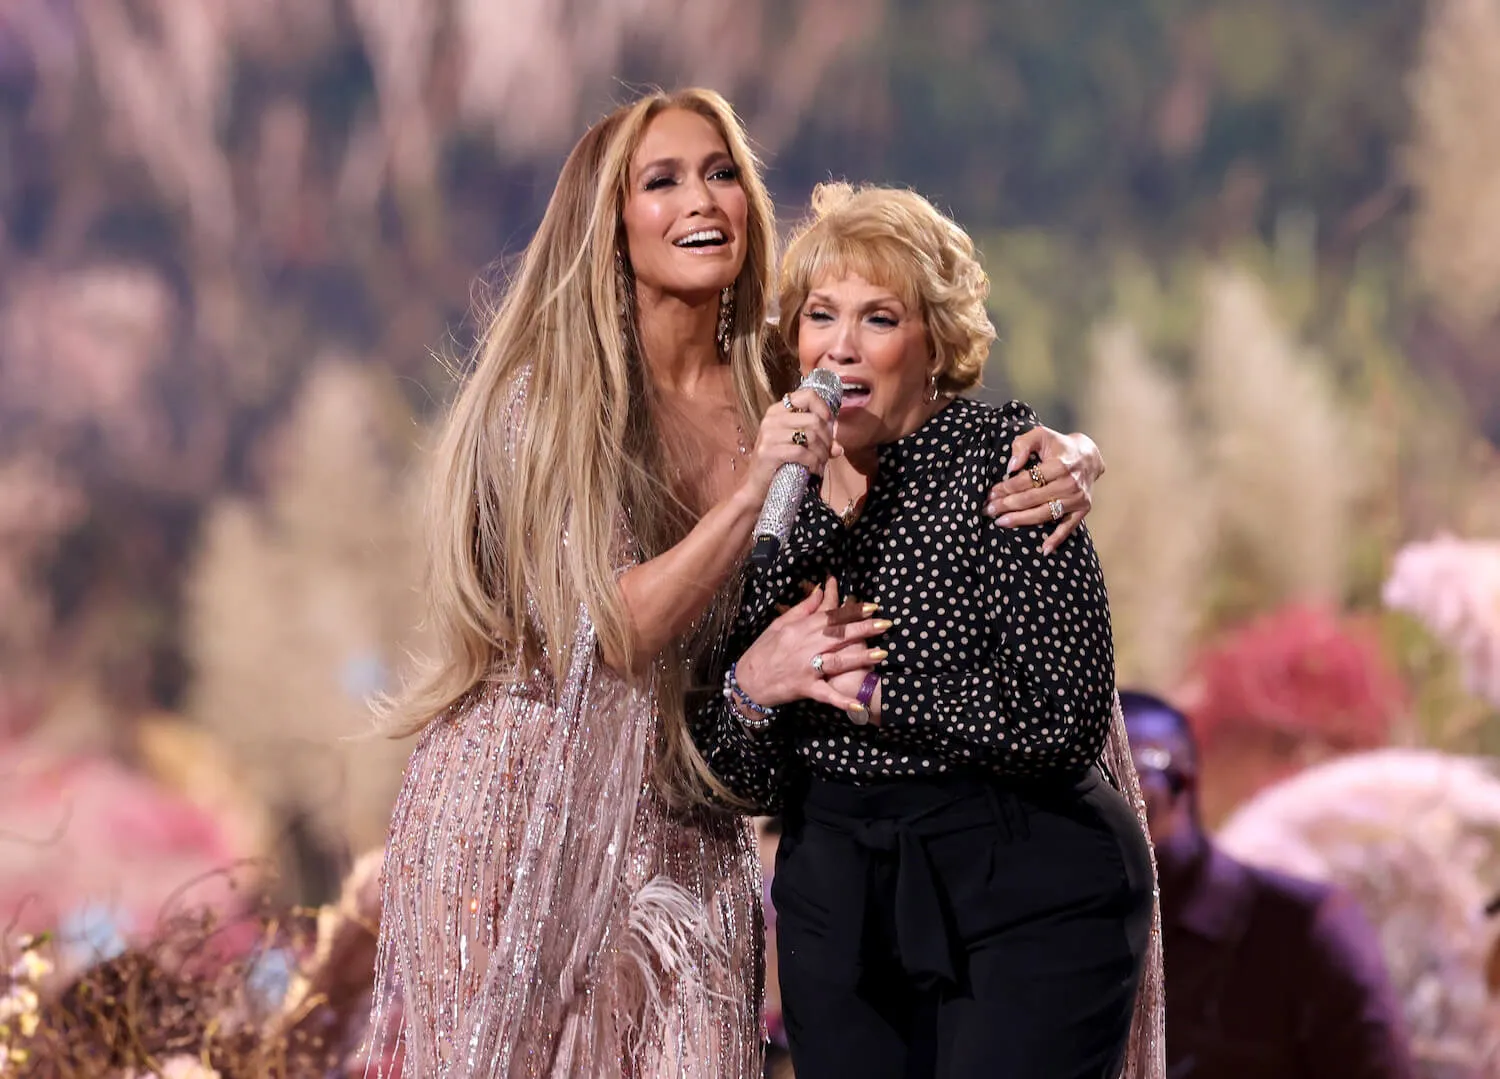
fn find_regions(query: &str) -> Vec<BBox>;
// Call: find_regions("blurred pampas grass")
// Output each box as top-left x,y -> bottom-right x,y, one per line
1196,266 -> 1369,617
12,0 -> 887,251
78,1 -> 238,248
1217,749 -> 1500,1075
1083,320 -> 1211,689
0,454 -> 84,669
1408,0 -> 1500,335
185,361 -> 426,893
1085,263 -> 1377,688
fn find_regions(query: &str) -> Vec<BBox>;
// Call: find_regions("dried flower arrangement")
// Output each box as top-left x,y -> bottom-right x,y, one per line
0,852 -> 385,1079
1218,749 -> 1500,1076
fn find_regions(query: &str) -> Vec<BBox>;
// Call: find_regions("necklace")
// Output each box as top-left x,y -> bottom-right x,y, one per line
729,424 -> 749,471
824,463 -> 865,526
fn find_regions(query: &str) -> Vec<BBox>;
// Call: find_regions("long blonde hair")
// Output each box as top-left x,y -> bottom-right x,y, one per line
391,89 -> 776,802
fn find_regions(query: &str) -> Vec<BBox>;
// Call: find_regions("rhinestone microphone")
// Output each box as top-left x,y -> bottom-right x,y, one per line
749,367 -> 843,569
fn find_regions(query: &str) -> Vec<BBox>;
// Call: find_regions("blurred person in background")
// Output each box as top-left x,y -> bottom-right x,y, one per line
366,89 -> 1104,1078
693,184 -> 1162,1079
1120,689 -> 1416,1079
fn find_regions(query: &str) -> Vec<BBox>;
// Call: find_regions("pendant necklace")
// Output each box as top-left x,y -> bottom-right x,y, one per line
827,465 -> 862,526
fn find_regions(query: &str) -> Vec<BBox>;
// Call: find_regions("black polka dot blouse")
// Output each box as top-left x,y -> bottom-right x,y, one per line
691,397 -> 1116,813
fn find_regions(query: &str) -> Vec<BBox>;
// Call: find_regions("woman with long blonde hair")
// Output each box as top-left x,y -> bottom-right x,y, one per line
366,89 -> 1104,1077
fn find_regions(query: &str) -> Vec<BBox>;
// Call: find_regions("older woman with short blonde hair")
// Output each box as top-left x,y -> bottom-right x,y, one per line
694,183 -> 1164,1079
776,183 -> 994,397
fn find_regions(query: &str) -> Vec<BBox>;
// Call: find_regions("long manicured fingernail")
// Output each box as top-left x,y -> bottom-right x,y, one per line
984,501 -> 1000,517
1006,456 -> 1019,476
996,514 -> 1015,527
871,620 -> 894,633
861,603 -> 879,616
868,648 -> 889,662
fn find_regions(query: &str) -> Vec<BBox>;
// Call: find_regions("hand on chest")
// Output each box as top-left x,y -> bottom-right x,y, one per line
778,492 -> 996,669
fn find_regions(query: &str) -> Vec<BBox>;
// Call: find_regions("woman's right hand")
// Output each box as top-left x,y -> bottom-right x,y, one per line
733,578 -> 890,712
735,388 -> 840,510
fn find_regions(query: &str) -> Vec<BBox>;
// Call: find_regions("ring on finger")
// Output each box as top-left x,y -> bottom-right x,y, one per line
810,653 -> 826,675
1029,464 -> 1045,489
791,430 -> 809,447
782,393 -> 798,412
1048,499 -> 1065,521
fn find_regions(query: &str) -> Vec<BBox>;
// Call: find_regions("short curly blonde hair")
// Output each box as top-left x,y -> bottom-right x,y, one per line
776,182 -> 996,395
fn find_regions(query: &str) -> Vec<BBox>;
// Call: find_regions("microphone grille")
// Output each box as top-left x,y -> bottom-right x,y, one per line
803,367 -> 844,417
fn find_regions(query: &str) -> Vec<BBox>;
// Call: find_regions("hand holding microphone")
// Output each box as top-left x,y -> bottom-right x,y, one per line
745,368 -> 843,569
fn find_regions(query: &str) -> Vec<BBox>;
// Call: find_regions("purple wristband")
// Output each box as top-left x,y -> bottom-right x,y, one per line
857,670 -> 880,709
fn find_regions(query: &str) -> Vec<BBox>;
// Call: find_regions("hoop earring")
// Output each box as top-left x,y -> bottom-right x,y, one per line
716,284 -> 735,357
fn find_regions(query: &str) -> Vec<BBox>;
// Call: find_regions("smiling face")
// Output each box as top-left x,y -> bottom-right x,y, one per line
620,108 -> 749,304
795,272 -> 938,454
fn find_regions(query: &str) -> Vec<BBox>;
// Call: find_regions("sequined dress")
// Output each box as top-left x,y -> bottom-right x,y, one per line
366,622 -> 764,1078
365,360 -> 763,1076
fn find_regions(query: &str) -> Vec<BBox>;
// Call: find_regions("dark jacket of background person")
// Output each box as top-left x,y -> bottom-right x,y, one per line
1160,835 -> 1415,1079
1120,690 -> 1416,1079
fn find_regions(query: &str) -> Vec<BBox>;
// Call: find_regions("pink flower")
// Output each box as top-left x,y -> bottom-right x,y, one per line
0,744 -> 246,945
1180,604 -> 1406,749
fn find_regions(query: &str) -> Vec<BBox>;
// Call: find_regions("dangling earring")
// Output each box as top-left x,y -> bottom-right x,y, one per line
615,248 -> 639,358
716,284 -> 735,357
615,249 -> 632,322
927,370 -> 939,402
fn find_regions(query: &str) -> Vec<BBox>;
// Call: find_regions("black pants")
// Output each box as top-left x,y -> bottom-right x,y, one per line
773,769 -> 1154,1079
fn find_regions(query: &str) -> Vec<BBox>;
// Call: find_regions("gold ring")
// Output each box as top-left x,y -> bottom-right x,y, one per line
791,430 -> 809,447
1029,465 -> 1045,489
1048,499 -> 1065,521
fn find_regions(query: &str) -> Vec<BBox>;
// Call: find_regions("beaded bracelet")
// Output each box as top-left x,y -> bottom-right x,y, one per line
722,662 -> 775,731
724,684 -> 773,731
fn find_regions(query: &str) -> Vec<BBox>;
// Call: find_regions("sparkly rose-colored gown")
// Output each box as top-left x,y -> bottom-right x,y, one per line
366,616 -> 764,1078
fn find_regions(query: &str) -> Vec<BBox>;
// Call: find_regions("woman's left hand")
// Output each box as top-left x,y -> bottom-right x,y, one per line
824,666 -> 881,726
983,426 -> 1104,555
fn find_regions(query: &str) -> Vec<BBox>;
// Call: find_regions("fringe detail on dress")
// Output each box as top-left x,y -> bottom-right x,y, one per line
619,876 -> 732,1024
1102,690 -> 1167,1079
363,615 -> 762,1079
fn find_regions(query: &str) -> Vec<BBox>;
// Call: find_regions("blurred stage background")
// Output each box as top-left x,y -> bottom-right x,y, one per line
2,0 -> 1500,1074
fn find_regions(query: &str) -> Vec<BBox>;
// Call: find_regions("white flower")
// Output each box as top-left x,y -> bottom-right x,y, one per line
1218,749 -> 1500,1065
1383,536 -> 1500,708
154,1055 -> 222,1079
0,987 -> 38,1023
8,950 -> 51,984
